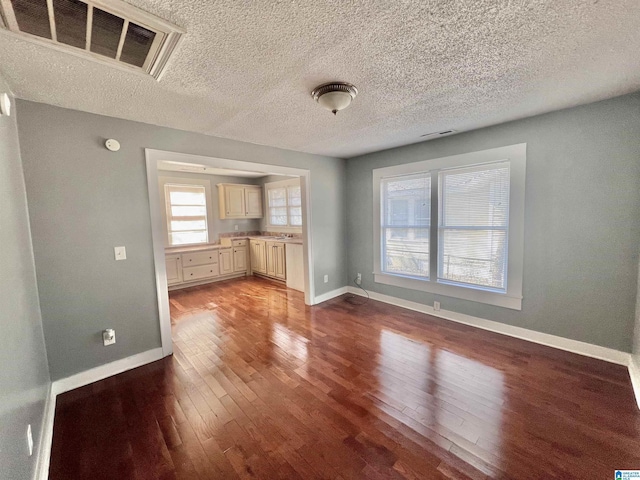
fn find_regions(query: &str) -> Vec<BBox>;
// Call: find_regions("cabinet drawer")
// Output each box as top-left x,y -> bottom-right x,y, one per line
232,239 -> 248,247
183,264 -> 219,281
182,250 -> 219,267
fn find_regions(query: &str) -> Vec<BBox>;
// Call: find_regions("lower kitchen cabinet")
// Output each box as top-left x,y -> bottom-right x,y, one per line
266,242 -> 286,280
165,243 -> 247,290
234,246 -> 247,272
250,240 -> 266,274
166,254 -> 183,286
219,248 -> 233,275
251,239 -> 287,281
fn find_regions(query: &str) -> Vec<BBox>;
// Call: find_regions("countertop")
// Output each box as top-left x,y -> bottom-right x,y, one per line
165,236 -> 302,254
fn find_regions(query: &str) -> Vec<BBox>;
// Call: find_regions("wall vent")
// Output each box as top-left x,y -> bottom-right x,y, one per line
0,0 -> 185,80
420,129 -> 457,140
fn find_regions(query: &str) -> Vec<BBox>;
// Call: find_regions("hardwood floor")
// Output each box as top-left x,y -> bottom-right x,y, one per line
50,276 -> 640,479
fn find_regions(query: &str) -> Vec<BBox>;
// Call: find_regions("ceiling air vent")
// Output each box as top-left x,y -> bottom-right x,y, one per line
420,129 -> 457,140
0,0 -> 184,79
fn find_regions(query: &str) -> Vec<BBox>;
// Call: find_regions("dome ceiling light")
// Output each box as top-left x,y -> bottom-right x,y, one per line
311,82 -> 358,115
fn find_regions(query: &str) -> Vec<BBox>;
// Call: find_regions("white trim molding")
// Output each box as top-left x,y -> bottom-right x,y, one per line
312,286 -> 349,305
52,348 -> 164,396
34,385 -> 56,480
346,287 -> 631,366
629,355 -> 640,410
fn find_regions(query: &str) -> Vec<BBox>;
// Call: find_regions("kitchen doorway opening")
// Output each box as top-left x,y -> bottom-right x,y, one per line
145,149 -> 315,357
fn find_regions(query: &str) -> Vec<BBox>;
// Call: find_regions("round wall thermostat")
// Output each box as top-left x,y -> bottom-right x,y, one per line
0,93 -> 11,117
105,139 -> 120,151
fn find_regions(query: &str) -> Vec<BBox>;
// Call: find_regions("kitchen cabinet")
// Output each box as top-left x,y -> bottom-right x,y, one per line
183,263 -> 219,281
250,239 -> 266,274
218,184 -> 263,219
219,248 -> 234,275
233,239 -> 248,273
165,241 -> 248,290
166,254 -> 183,285
266,241 -> 286,280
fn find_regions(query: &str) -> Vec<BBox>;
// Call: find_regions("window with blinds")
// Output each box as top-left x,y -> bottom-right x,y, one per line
164,184 -> 208,246
438,162 -> 510,291
268,187 -> 287,226
381,173 -> 430,278
288,185 -> 302,226
373,144 -> 525,309
266,179 -> 303,228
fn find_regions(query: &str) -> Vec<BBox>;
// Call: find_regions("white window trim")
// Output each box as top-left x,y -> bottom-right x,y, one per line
159,176 -> 212,247
264,178 -> 303,231
373,144 -> 526,310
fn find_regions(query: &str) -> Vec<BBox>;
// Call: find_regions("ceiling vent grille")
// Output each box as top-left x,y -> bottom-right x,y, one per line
0,0 -> 184,79
420,129 -> 457,140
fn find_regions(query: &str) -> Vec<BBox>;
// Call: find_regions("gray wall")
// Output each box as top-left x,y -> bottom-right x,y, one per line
346,93 -> 640,352
157,171 -> 262,244
16,99 -> 347,380
0,84 -> 50,477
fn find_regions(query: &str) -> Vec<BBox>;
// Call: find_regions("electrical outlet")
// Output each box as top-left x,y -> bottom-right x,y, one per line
103,329 -> 116,346
234,225 -> 239,231
434,301 -> 440,311
323,274 -> 329,283
356,273 -> 362,285
27,424 -> 33,457
114,246 -> 126,261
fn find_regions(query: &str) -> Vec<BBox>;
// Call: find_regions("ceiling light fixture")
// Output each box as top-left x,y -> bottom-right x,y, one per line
311,82 -> 358,115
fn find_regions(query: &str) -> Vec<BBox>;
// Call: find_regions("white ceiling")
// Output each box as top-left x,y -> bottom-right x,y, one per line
1,0 -> 639,158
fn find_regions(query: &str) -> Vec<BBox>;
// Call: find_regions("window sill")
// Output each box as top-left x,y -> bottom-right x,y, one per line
265,226 -> 303,233
374,272 -> 522,310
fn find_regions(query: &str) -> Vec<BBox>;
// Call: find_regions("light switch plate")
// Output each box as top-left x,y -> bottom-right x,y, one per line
114,246 -> 126,260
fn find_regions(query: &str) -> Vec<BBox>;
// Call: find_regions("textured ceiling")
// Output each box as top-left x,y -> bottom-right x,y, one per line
1,0 -> 639,158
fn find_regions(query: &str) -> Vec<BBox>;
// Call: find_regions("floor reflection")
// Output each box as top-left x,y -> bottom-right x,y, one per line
271,323 -> 308,362
376,329 -> 504,469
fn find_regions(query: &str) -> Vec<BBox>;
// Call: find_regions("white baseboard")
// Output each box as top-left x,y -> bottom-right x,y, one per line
629,355 -> 640,410
34,385 -> 56,480
312,286 -> 350,305
52,347 -> 164,396
346,287 -> 631,366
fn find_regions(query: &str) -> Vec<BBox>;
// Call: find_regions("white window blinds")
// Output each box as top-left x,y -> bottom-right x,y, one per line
266,181 -> 303,227
381,173 -> 430,278
438,162 -> 510,291
288,185 -> 302,226
268,187 -> 288,225
164,184 -> 208,245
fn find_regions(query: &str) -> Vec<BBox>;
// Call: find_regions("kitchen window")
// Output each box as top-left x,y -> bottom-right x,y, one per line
373,144 -> 526,310
265,179 -> 302,228
162,179 -> 211,246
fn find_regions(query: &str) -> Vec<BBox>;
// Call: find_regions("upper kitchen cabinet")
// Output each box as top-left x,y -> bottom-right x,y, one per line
217,184 -> 263,219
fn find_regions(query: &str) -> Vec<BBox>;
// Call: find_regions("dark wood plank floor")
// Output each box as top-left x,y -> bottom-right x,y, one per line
50,276 -> 640,479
